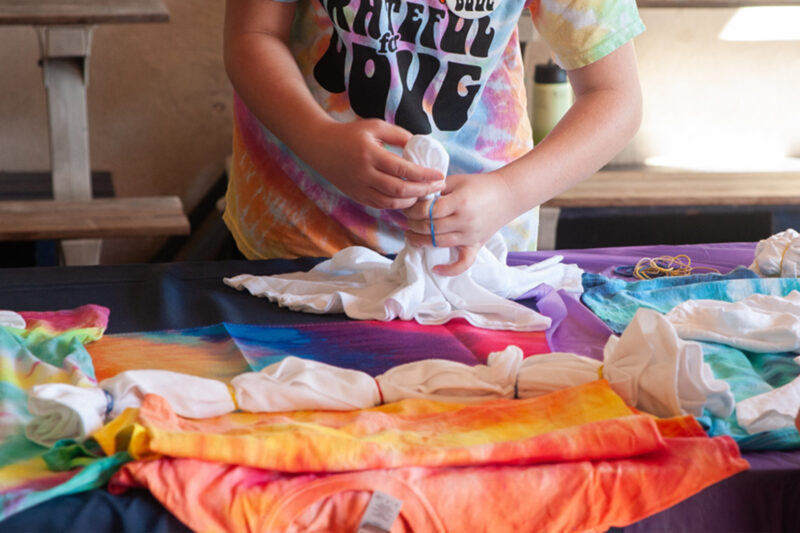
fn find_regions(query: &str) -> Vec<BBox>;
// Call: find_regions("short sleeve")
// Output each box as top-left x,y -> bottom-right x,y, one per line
528,0 -> 645,70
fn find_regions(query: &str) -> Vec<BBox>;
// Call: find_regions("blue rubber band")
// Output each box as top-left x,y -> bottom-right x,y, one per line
429,197 -> 437,247
102,389 -> 114,419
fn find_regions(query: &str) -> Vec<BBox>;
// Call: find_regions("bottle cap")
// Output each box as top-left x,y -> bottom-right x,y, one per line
534,59 -> 567,84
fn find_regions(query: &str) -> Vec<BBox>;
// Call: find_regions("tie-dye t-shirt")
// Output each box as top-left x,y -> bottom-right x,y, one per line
223,0 -> 644,259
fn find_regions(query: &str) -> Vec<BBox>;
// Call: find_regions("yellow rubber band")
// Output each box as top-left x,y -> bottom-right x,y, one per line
227,384 -> 239,410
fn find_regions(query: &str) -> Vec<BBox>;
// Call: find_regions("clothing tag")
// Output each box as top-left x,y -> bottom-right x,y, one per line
356,490 -> 403,533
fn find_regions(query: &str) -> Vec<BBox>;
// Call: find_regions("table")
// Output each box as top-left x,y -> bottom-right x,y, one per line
0,244 -> 798,532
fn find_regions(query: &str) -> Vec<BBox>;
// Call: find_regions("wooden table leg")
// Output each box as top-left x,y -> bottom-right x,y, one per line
36,25 -> 102,265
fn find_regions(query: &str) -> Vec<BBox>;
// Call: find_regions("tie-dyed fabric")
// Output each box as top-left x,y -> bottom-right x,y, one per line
0,305 -> 114,521
87,319 -> 550,382
582,272 -> 800,451
222,0 -> 645,258
104,381 -> 747,533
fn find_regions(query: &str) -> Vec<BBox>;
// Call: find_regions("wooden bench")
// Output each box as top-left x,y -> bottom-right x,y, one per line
0,197 -> 190,241
0,0 -> 187,265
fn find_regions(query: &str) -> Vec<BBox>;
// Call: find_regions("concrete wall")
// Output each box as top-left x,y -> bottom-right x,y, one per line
524,7 -> 800,171
0,0 -> 232,263
1,2 -> 798,263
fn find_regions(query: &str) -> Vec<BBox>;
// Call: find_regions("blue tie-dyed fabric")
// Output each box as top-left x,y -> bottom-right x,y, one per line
581,270 -> 800,451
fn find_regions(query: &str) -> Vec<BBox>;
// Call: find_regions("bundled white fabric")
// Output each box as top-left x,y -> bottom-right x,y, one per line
666,292 -> 800,353
750,228 -> 800,277
224,135 -> 583,332
516,352 -> 602,398
26,384 -> 108,446
736,372 -> 800,434
0,310 -> 25,329
231,356 -> 380,412
517,308 -> 735,419
101,370 -> 236,418
602,308 -> 733,418
375,345 -> 523,404
402,134 -> 449,200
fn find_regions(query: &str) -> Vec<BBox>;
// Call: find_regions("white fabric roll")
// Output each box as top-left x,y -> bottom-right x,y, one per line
231,356 -> 380,412
517,308 -> 735,419
736,373 -> 800,434
26,384 -> 108,446
100,370 -> 236,419
603,308 -> 734,418
0,310 -> 26,330
750,228 -> 800,277
375,345 -> 523,404
516,352 -> 601,398
402,134 -> 449,199
666,291 -> 800,353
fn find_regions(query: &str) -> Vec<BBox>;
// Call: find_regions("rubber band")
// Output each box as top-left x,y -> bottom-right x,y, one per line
616,255 -> 721,280
374,378 -> 385,404
227,384 -> 240,410
429,196 -> 438,247
102,389 -> 114,419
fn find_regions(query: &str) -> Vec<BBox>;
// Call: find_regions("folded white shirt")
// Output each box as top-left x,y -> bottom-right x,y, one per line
231,356 -> 380,412
666,291 -> 800,353
375,346 -> 523,404
517,308 -> 734,419
750,228 -> 800,277
0,310 -> 26,330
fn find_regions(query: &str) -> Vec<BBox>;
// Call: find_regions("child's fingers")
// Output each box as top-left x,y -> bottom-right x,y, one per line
374,149 -> 444,183
433,245 -> 479,276
370,120 -> 413,148
403,196 -> 457,224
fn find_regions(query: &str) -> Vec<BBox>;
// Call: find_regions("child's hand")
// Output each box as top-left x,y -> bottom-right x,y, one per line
402,171 -> 518,275
306,119 -> 445,210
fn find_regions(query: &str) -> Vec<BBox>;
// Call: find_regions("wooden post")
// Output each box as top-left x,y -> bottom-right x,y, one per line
36,24 -> 101,265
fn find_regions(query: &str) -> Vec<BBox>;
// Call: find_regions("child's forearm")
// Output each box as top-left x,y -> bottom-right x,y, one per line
224,1 -> 335,161
499,42 -> 643,220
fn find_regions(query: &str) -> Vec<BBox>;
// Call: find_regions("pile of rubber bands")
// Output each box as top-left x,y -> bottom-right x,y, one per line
614,255 -> 721,280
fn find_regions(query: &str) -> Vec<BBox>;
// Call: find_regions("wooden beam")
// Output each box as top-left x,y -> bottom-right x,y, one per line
0,196 -> 190,240
0,0 -> 169,25
544,170 -> 800,208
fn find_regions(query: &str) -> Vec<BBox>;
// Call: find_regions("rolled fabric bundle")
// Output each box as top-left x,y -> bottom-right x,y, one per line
517,308 -> 734,419
666,291 -> 800,353
26,384 -> 108,446
601,308 -> 733,418
27,370 -> 237,445
402,134 -> 449,200
736,372 -> 800,434
516,352 -> 601,398
231,356 -> 380,412
0,310 -> 25,329
375,346 -> 523,404
750,228 -> 800,277
101,370 -> 236,419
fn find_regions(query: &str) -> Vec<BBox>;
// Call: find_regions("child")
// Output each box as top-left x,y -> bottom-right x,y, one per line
223,0 -> 644,275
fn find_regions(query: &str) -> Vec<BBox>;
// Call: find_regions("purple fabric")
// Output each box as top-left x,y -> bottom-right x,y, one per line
509,242 -> 758,355
508,241 -> 757,277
